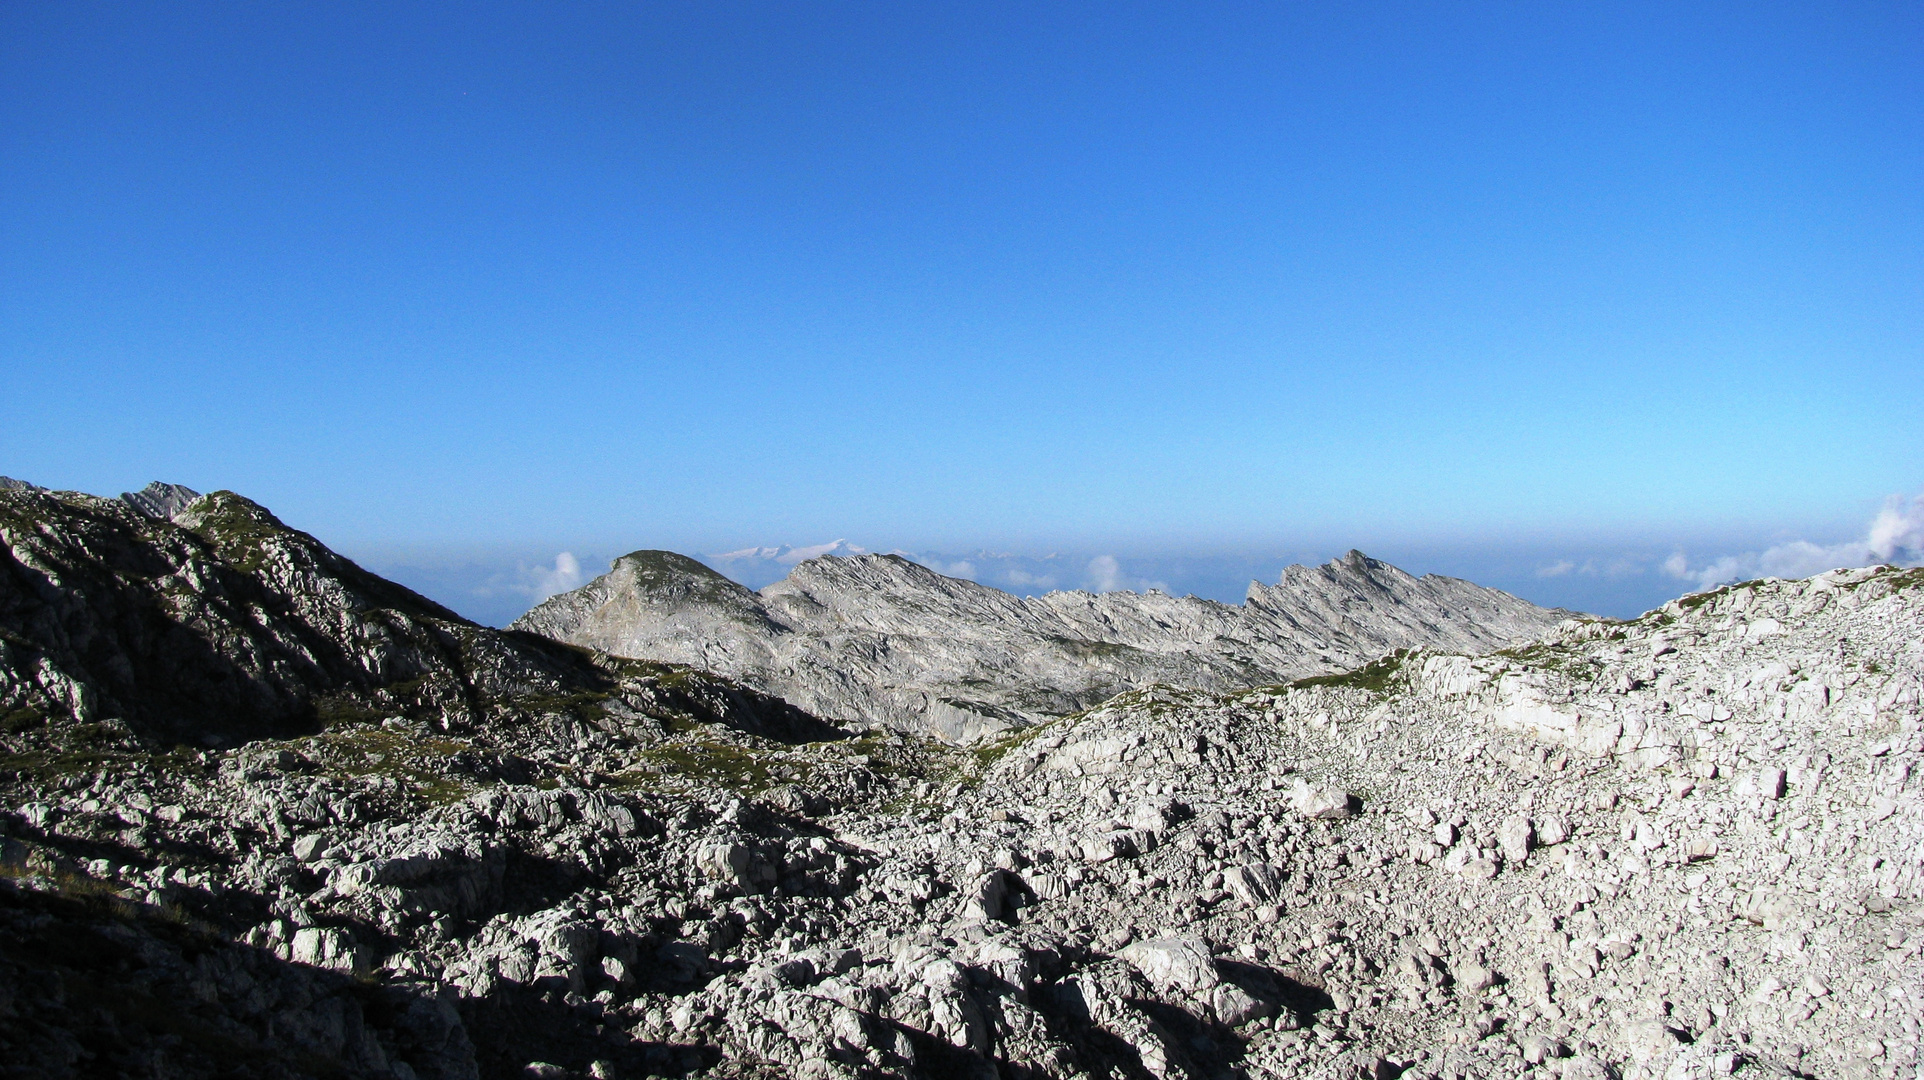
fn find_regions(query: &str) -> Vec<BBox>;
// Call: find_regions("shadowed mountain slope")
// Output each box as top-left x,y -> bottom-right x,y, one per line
0,482 -> 837,760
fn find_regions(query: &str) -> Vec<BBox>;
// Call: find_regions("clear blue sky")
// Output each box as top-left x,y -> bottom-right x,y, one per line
3,3 -> 1920,621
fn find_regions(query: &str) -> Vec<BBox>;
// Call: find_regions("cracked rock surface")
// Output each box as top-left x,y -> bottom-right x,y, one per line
1,482 -> 1920,1080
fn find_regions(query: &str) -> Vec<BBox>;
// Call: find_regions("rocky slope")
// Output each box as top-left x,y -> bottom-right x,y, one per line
512,550 -> 1571,742
0,481 -> 836,759
2,481 -> 1918,1080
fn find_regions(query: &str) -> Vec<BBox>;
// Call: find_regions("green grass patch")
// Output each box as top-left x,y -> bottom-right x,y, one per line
1290,650 -> 1413,695
316,678 -> 438,732
1887,566 -> 1924,592
0,744 -> 205,784
1675,579 -> 1768,613
1494,642 -> 1602,681
970,722 -> 1049,774
310,727 -> 476,805
619,738 -> 790,795
512,689 -> 613,725
179,491 -> 288,574
1,705 -> 47,734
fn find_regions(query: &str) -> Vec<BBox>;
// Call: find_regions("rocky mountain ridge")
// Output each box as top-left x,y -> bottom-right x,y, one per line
512,549 -> 1572,742
0,481 -> 838,760
0,480 -> 1917,1080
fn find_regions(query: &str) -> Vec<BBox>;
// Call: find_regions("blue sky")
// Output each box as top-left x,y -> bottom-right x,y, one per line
3,3 -> 1920,623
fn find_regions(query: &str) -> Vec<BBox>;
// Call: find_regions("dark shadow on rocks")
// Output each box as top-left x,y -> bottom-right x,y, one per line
0,877 -> 480,1080
499,847 -> 590,918
1129,997 -> 1247,1074
0,814 -> 284,939
1218,957 -> 1335,1024
454,979 -> 720,1080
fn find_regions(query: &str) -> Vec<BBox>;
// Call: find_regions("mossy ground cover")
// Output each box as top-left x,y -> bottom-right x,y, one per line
512,690 -> 614,726
304,726 -> 478,806
1,705 -> 47,734
0,743 -> 206,785
1493,641 -> 1604,681
1673,579 -> 1770,614
179,492 -> 288,574
1288,649 -> 1413,696
618,738 -> 792,796
970,723 -> 1049,774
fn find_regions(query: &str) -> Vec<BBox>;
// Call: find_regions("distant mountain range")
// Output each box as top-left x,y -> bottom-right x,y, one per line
513,546 -> 1577,741
0,477 -> 1577,746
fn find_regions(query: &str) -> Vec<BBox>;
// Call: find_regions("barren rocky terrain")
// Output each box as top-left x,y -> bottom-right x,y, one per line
1,481 -> 1919,1080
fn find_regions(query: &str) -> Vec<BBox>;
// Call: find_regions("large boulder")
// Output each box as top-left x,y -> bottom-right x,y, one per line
1118,935 -> 1219,999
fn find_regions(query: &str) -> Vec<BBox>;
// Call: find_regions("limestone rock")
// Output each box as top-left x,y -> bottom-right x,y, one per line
1291,779 -> 1353,819
1118,935 -> 1219,999
514,548 -> 1571,742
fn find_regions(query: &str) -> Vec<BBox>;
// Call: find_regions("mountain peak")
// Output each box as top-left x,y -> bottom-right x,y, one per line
522,546 -> 1571,740
119,481 -> 203,522
612,548 -> 736,585
781,551 -> 940,583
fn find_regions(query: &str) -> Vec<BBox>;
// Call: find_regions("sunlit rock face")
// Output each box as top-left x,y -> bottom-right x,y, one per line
515,546 -> 1572,742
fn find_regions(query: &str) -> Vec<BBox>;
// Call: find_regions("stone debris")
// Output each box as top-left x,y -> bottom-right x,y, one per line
0,482 -> 1920,1080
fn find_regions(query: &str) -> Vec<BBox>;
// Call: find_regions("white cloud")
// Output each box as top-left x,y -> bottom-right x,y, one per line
999,568 -> 1059,591
1536,556 -> 1650,580
1088,555 -> 1123,592
1868,493 -> 1924,556
1600,557 -> 1643,579
777,539 -> 864,565
1665,491 -> 1924,592
711,540 -> 869,566
1083,555 -> 1169,594
526,552 -> 583,602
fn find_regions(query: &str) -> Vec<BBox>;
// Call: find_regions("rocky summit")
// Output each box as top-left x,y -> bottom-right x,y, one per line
1,482 -> 1919,1080
512,549 -> 1571,742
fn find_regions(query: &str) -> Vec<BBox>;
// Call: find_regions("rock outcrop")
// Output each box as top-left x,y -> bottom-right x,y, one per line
513,549 -> 1572,741
0,482 -> 839,760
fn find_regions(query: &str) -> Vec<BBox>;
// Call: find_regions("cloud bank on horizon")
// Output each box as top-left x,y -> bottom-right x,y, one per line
1663,492 -> 1924,592
356,487 -> 1924,628
713,540 -> 871,566
675,488 -> 1924,614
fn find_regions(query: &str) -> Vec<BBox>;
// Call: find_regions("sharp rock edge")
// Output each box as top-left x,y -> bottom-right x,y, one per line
0,481 -> 1918,1080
